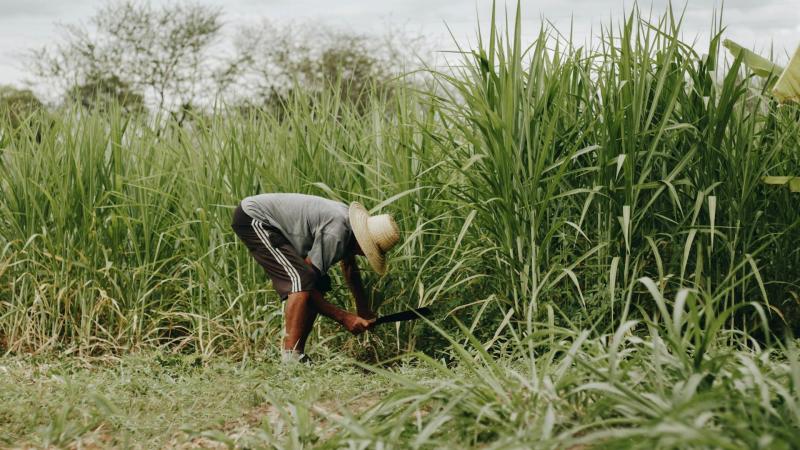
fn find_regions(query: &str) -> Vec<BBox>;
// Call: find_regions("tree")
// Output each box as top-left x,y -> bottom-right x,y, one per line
228,20 -> 426,111
66,74 -> 145,114
29,1 -> 247,115
0,85 -> 44,129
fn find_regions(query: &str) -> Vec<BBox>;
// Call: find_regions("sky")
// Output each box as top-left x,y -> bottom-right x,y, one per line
1,0 -> 799,96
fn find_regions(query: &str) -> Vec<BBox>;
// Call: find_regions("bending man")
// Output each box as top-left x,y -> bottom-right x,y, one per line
231,193 -> 400,362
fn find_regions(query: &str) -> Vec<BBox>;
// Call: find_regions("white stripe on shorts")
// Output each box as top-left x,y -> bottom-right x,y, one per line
251,219 -> 302,293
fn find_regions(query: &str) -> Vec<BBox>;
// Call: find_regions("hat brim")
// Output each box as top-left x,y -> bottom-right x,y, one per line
349,202 -> 387,275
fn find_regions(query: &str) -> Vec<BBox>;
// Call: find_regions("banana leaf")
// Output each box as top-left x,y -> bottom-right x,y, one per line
772,45 -> 800,103
723,39 -> 783,79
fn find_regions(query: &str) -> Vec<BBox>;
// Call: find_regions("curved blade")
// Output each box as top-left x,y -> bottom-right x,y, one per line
374,307 -> 432,325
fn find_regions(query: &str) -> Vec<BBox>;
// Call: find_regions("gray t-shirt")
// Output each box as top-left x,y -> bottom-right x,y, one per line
241,193 -> 352,274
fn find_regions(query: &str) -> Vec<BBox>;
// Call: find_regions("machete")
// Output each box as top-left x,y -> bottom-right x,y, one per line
374,307 -> 433,325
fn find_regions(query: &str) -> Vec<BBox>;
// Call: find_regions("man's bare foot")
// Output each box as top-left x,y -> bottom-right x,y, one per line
281,350 -> 313,365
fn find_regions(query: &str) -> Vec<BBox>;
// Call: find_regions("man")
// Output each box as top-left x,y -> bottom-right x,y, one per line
231,193 -> 400,363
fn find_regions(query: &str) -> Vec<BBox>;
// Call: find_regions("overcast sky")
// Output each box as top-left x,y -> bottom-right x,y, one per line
1,0 -> 799,95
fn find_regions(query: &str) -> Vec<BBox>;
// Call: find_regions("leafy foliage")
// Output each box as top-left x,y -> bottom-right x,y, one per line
0,85 -> 43,129
28,1 -> 236,113
66,74 -> 145,114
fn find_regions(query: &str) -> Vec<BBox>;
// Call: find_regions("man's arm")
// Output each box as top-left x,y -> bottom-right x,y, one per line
341,255 -> 375,319
300,256 -> 374,330
304,290 -> 373,334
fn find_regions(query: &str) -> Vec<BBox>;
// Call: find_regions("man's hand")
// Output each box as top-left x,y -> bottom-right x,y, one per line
342,313 -> 375,335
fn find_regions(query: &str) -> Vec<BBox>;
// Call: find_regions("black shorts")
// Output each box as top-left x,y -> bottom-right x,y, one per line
231,204 -> 330,299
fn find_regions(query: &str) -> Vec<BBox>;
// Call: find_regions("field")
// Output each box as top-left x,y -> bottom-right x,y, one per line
2,5 -> 800,449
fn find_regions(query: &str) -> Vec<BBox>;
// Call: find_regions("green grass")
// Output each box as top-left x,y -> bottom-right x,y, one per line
2,321 -> 798,448
0,351 -> 400,448
1,2 -> 800,448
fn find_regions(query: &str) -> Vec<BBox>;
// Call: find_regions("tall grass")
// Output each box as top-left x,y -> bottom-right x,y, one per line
0,87 -> 470,355
429,3 -> 800,333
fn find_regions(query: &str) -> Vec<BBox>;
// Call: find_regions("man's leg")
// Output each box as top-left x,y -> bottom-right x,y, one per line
297,299 -> 318,352
283,291 -> 318,353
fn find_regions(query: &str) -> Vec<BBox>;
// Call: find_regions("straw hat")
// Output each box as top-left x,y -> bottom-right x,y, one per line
349,202 -> 400,275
